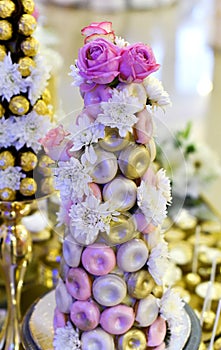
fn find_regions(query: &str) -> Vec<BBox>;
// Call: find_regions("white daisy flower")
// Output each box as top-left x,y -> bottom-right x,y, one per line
69,194 -> 119,245
54,157 -> 92,201
26,54 -> 51,105
143,75 -> 171,110
137,181 -> 168,226
0,166 -> 25,191
14,111 -> 52,152
0,117 -> 17,148
147,240 -> 170,285
69,60 -> 85,87
155,168 -> 172,203
159,288 -> 185,325
53,322 -> 81,350
97,88 -> 142,137
69,114 -> 105,163
115,36 -> 130,47
0,54 -> 27,101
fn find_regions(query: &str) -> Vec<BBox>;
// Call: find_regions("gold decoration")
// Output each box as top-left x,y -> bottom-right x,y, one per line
118,328 -> 146,350
0,103 -> 5,117
18,14 -> 36,36
127,270 -> 155,299
0,1 -> 15,18
20,178 -> 37,196
0,45 -> 6,61
33,100 -> 48,115
101,214 -> 136,245
0,188 -> 16,201
9,95 -> 29,115
118,144 -> 150,179
18,56 -> 35,77
42,88 -> 51,104
21,37 -> 39,57
99,127 -> 130,152
184,273 -> 201,292
0,20 -> 12,40
20,152 -> 37,172
0,151 -> 15,169
38,155 -> 54,176
21,0 -> 35,14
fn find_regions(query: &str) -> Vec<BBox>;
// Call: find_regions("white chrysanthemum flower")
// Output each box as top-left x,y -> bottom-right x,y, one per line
145,226 -> 164,250
69,195 -> 119,245
69,61 -> 85,87
14,111 -> 52,152
156,168 -> 172,203
147,240 -> 170,285
97,88 -> 142,137
0,117 -> 17,148
115,36 -> 130,47
137,181 -> 168,226
69,114 -> 105,163
54,157 -> 92,200
26,54 -> 51,105
0,54 -> 27,101
0,166 -> 25,191
143,75 -> 171,110
159,288 -> 185,325
53,322 -> 81,350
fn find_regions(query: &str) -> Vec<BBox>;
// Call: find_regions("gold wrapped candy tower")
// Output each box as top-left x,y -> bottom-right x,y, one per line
0,0 -> 54,202
42,22 -> 193,350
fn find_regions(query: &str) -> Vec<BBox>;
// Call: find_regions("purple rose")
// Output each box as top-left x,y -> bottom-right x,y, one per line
119,43 -> 160,83
77,38 -> 121,85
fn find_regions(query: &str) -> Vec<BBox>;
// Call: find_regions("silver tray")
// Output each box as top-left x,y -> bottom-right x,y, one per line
22,290 -> 201,350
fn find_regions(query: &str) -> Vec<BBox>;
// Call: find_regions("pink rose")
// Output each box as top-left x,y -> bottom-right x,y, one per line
84,84 -> 112,106
119,43 -> 160,83
40,125 -> 73,161
81,21 -> 115,43
134,108 -> 153,144
77,38 -> 121,85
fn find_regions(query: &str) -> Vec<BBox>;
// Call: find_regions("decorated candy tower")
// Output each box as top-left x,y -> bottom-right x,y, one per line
41,22 -> 189,350
0,0 -> 54,202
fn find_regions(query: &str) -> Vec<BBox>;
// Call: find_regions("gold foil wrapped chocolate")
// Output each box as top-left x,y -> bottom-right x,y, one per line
20,178 -> 37,196
42,89 -> 51,104
0,20 -> 12,40
21,0 -> 35,14
0,1 -> 15,18
118,328 -> 146,350
0,151 -> 15,169
0,103 -> 5,117
18,57 -> 35,77
38,155 -> 54,176
9,95 -> 29,115
0,45 -> 6,61
118,144 -> 150,179
18,14 -> 36,36
0,188 -> 16,201
21,37 -> 39,57
33,100 -> 48,115
20,152 -> 37,172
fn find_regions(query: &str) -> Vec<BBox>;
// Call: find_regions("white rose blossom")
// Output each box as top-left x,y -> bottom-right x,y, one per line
53,322 -> 81,350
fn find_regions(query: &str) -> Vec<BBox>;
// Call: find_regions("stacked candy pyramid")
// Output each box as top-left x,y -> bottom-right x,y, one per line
41,22 -> 188,350
0,0 -> 54,202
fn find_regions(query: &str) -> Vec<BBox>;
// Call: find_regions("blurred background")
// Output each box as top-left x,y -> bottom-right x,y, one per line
35,0 -> 221,213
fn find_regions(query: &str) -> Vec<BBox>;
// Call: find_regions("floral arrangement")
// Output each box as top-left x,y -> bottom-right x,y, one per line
41,22 -> 189,350
0,0 -> 53,201
156,122 -> 221,199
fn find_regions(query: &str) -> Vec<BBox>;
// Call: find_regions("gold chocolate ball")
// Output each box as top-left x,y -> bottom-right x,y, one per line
99,127 -> 131,152
0,151 -> 15,169
198,342 -> 207,350
0,103 -> 5,117
214,338 -> 221,350
18,14 -> 36,36
202,310 -> 215,331
101,214 -> 136,245
21,37 -> 39,57
127,270 -> 155,299
33,100 -> 48,115
0,1 -> 15,18
0,45 -> 6,61
21,0 -> 35,14
185,273 -> 201,292
152,285 -> 163,298
42,88 -> 51,104
118,328 -> 146,350
18,56 -> 35,77
9,96 -> 29,115
0,20 -> 12,40
0,188 -> 16,201
20,152 -> 37,172
41,177 -> 54,195
20,178 -> 37,196
118,144 -> 150,179
38,155 -> 54,176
